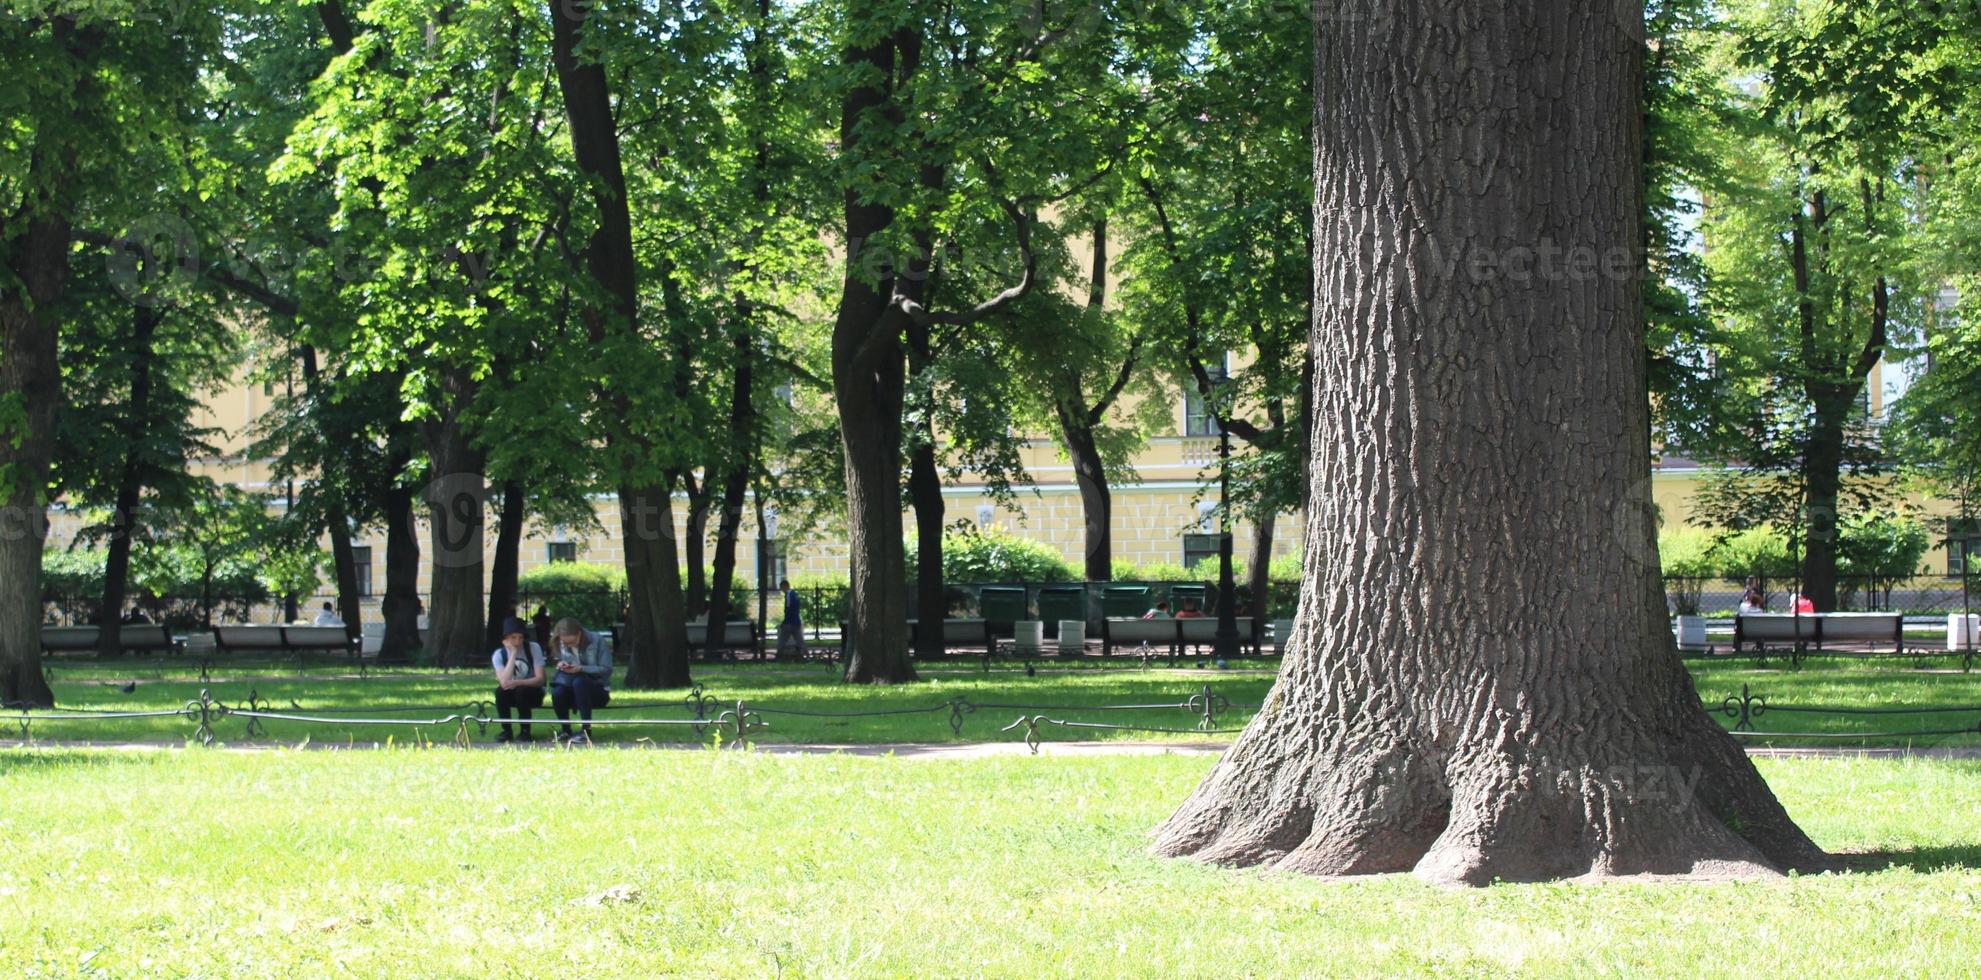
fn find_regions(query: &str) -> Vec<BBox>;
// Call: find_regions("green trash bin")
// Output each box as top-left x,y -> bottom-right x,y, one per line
1037,586 -> 1086,639
977,586 -> 1029,633
1101,585 -> 1151,619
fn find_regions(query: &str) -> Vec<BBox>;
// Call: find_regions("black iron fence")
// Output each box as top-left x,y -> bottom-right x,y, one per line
1,682 -> 1254,752
1664,573 -> 1978,617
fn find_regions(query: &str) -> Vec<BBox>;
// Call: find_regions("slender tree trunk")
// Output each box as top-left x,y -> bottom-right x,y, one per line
325,506 -> 362,640
421,401 -> 486,669
1063,420 -> 1113,583
706,328 -> 756,658
618,482 -> 691,688
909,440 -> 945,658
1155,0 -> 1824,885
97,305 -> 162,657
378,476 -> 421,664
684,480 -> 711,619
0,215 -> 67,706
486,479 -> 524,649
1244,511 -> 1274,619
1800,402 -> 1850,611
549,0 -> 691,688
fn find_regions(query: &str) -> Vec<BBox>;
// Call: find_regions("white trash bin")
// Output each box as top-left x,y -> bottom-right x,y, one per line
1056,620 -> 1086,656
1013,620 -> 1045,656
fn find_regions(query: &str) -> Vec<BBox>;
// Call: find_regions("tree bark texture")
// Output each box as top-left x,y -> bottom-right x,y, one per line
486,478 -> 525,649
377,463 -> 422,664
0,213 -> 68,706
1154,0 -> 1825,885
421,395 -> 486,669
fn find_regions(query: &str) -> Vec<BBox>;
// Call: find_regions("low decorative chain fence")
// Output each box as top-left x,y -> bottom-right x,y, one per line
8,684 -> 1978,753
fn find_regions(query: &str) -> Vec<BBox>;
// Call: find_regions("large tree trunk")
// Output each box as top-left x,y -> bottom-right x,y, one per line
0,215 -> 67,706
421,404 -> 486,669
97,305 -> 162,658
378,475 -> 422,664
326,507 -> 363,640
618,482 -> 692,688
486,478 -> 524,649
1155,0 -> 1825,885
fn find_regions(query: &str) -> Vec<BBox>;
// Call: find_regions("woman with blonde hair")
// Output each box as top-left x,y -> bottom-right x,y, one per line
548,618 -> 612,746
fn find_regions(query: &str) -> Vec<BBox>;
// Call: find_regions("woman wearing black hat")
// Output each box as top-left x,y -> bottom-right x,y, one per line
491,616 -> 548,743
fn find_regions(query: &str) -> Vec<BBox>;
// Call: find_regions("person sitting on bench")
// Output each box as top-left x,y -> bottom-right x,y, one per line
491,616 -> 547,743
550,618 -> 612,746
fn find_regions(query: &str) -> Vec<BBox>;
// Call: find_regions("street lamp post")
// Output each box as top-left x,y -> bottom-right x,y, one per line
1213,419 -> 1240,661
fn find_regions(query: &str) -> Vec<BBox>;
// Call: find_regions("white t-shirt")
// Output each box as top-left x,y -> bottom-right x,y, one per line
492,642 -> 545,683
313,609 -> 344,626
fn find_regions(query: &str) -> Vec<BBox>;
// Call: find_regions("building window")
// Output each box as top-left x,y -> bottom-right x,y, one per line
758,539 -> 787,589
351,546 -> 373,597
1952,520 -> 1981,578
547,542 -> 577,564
1182,533 -> 1222,570
1182,360 -> 1230,437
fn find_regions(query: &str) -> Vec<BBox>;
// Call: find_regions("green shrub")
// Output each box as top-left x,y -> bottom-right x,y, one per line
1112,561 -> 1199,583
1710,528 -> 1797,584
906,530 -> 1076,584
1838,513 -> 1931,609
41,549 -> 107,596
1267,553 -> 1303,584
518,562 -> 626,628
1659,528 -> 1719,615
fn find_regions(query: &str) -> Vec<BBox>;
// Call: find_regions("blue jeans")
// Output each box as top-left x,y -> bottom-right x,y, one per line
552,675 -> 611,735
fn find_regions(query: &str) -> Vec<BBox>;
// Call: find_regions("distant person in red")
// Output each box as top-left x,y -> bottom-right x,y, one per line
1790,592 -> 1816,614
1174,600 -> 1206,619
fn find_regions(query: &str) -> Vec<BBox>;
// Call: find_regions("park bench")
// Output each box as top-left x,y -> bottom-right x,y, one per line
1734,612 -> 1904,667
38,625 -> 182,657
1102,617 -> 1181,662
686,619 -> 760,660
1178,616 -> 1258,659
210,624 -> 364,680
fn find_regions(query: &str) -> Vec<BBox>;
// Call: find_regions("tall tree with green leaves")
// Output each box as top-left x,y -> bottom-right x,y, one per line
2,3 -> 220,705
1689,0 -> 1967,608
827,0 -> 1147,682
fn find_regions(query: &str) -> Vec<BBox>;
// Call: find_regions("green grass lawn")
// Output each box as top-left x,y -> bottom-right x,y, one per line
1,749 -> 1977,974
15,655 -> 1981,748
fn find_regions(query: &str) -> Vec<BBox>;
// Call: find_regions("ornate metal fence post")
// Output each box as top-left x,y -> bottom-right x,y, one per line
1187,684 -> 1230,732
946,698 -> 977,736
1000,715 -> 1044,755
240,689 -> 269,739
1719,684 -> 1766,731
182,689 -> 220,746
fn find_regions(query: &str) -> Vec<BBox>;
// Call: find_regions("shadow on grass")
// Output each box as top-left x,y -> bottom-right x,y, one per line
1837,845 -> 1981,874
0,749 -> 163,778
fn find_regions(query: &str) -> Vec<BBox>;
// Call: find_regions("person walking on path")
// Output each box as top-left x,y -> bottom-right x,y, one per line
777,579 -> 808,661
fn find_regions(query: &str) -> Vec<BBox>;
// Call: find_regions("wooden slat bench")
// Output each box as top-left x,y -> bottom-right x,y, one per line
39,625 -> 182,657
210,624 -> 363,680
1734,612 -> 1904,667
